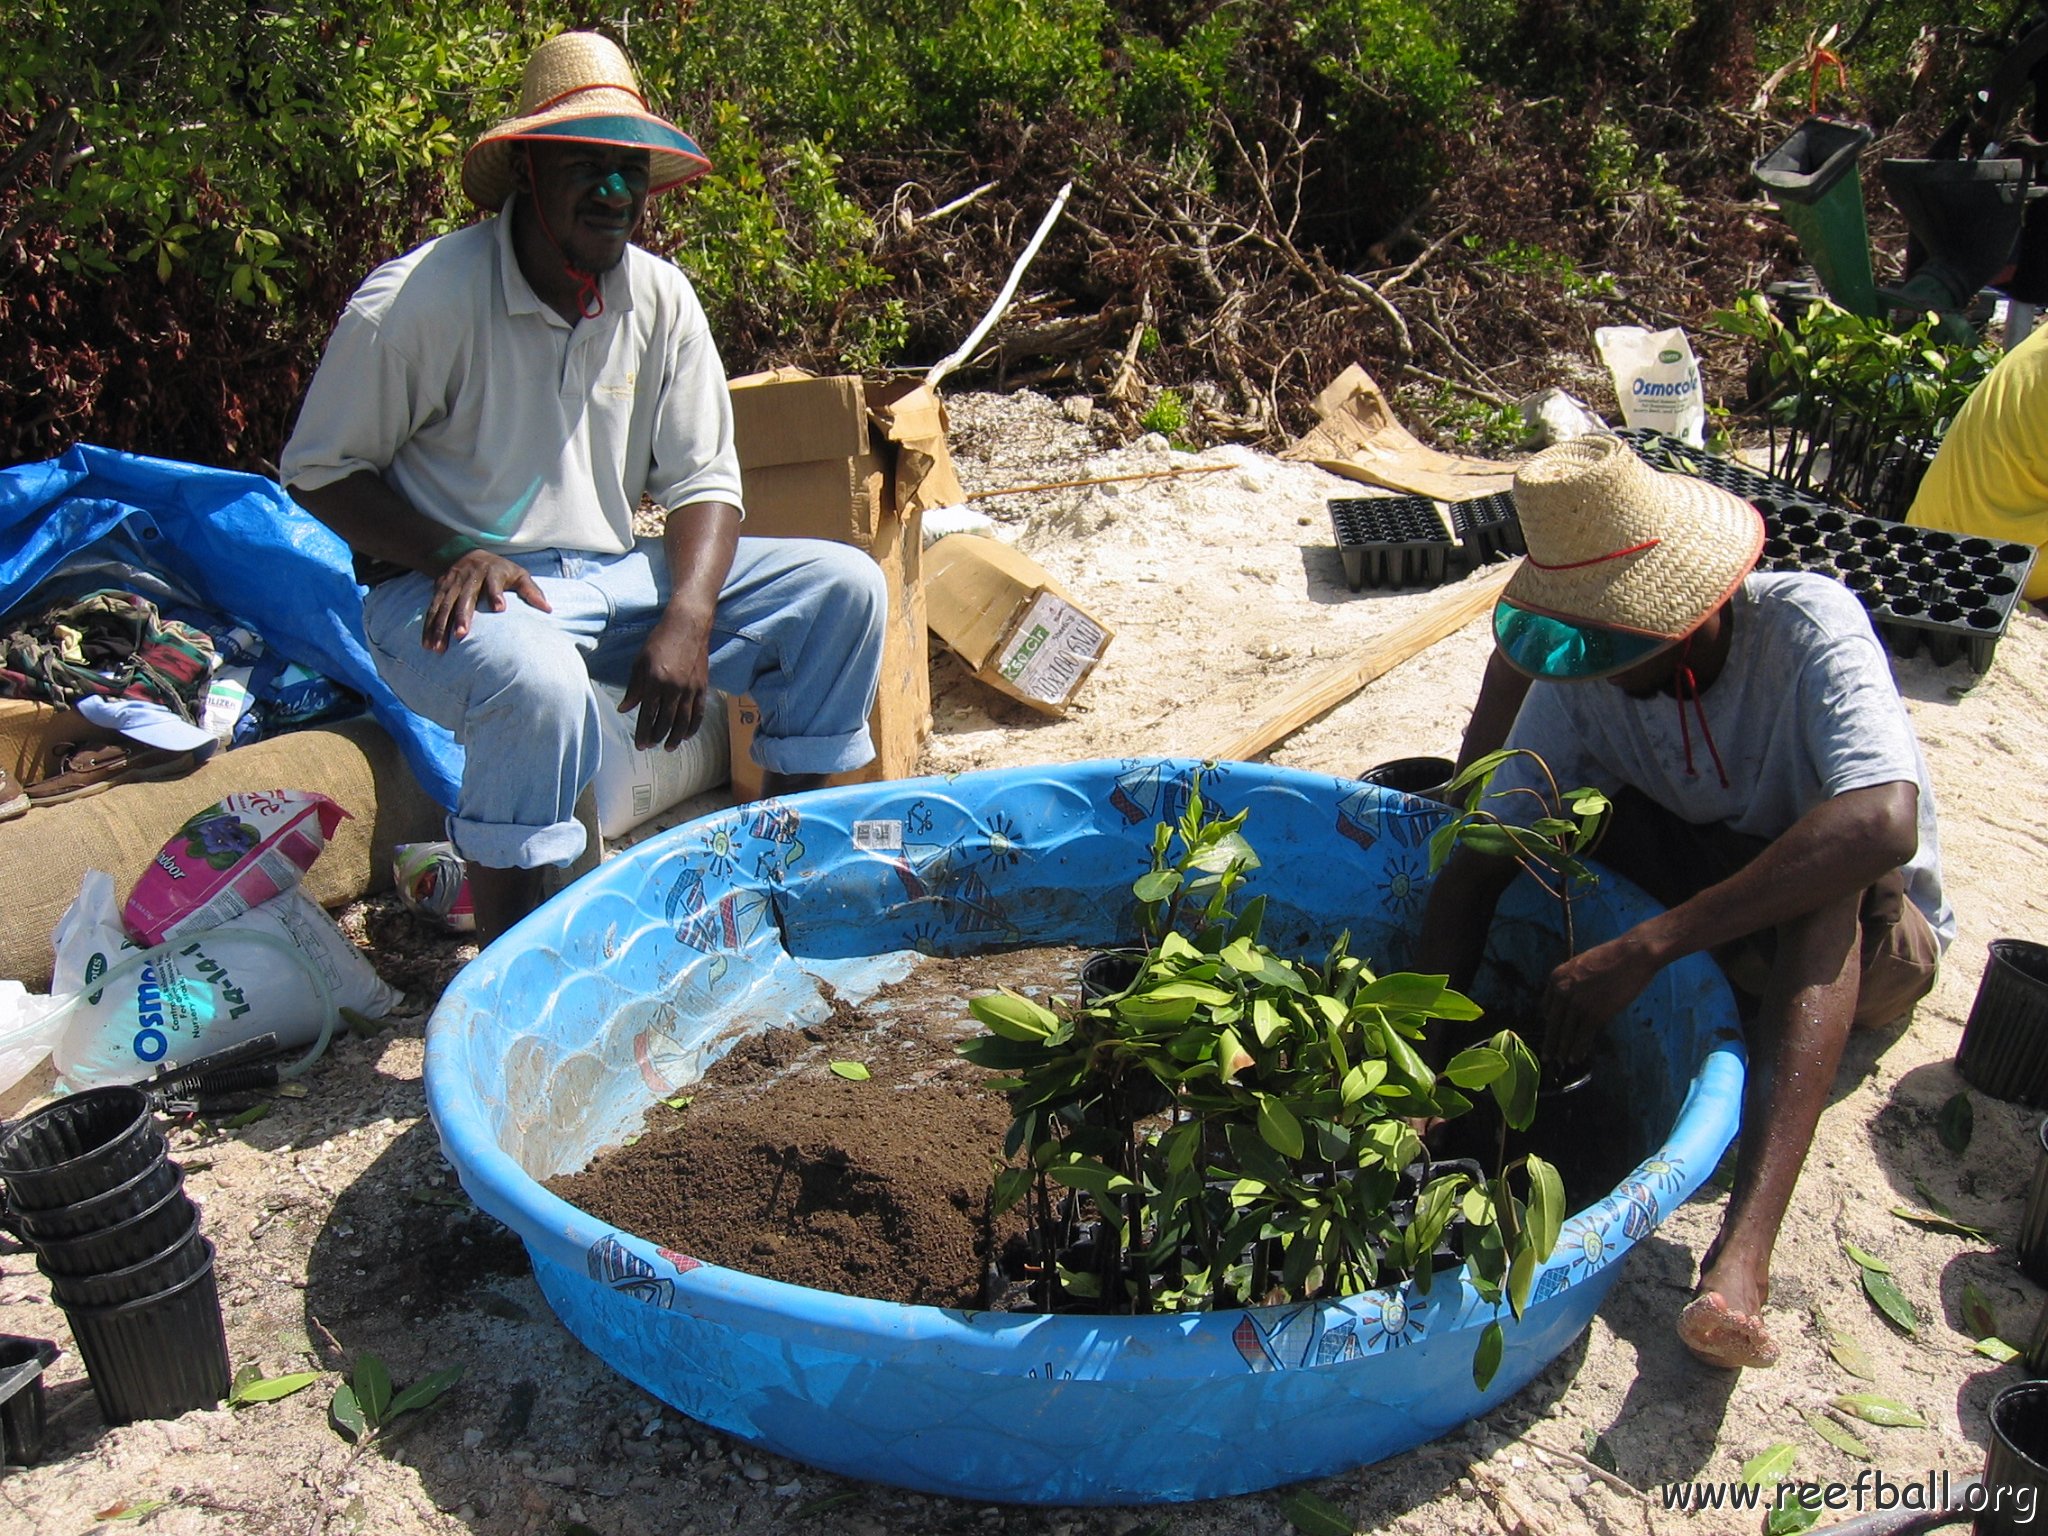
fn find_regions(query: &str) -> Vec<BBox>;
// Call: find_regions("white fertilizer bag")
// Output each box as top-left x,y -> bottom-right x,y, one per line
1594,325 -> 1706,447
49,871 -> 401,1088
590,681 -> 731,838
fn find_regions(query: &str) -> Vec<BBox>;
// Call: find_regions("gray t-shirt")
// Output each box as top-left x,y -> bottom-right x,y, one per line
1491,572 -> 1953,949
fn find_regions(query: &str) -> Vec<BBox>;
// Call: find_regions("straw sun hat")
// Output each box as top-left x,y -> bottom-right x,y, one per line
1495,434 -> 1765,681
462,32 -> 711,212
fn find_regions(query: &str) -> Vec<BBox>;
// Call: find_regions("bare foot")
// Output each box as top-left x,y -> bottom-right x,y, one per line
1676,1291 -> 1780,1369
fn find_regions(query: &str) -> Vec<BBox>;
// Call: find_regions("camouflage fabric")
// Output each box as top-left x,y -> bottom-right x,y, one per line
0,588 -> 216,721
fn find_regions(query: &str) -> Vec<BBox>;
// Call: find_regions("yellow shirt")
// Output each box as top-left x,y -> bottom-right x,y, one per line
1909,322 -> 2048,598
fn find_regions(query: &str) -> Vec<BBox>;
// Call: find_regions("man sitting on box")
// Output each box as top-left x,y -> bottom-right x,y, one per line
281,32 -> 885,942
1417,435 -> 1950,1371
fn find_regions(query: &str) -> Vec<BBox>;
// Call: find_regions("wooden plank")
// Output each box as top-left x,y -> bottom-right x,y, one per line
1207,563 -> 1514,762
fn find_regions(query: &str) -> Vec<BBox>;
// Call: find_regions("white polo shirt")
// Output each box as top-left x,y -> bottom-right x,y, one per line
281,202 -> 744,556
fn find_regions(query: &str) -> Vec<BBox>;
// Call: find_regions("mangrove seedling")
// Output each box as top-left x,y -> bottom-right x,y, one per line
961,768 -> 1562,1387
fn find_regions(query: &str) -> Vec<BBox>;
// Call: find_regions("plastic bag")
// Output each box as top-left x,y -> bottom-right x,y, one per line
0,980 -> 71,1098
1594,326 -> 1706,447
123,791 -> 349,946
53,871 -> 400,1088
393,842 -> 475,933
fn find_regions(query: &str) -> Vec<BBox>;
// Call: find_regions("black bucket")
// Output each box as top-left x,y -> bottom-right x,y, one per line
0,1335 -> 58,1467
1358,757 -> 1455,804
1980,1379 -> 2048,1534
0,1087 -> 165,1213
1957,940 -> 2048,1106
62,1243 -> 228,1426
1079,950 -> 1144,1005
2019,1120 -> 2048,1286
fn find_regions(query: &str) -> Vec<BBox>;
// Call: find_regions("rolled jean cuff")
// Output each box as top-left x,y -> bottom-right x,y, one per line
749,725 -> 876,778
446,812 -> 588,871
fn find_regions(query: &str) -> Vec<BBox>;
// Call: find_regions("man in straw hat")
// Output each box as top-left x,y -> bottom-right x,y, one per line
281,32 -> 885,942
1416,434 -> 1951,1370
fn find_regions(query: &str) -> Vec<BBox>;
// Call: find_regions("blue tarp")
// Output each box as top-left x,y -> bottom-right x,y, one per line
0,444 -> 460,807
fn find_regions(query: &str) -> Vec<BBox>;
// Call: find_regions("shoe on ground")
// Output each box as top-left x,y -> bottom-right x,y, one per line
23,741 -> 201,806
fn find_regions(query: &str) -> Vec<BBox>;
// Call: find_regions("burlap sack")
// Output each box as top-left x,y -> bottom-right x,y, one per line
0,711 -> 443,989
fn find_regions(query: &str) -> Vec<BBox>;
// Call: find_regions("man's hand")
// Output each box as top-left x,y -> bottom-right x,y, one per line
620,605 -> 713,750
1541,928 -> 1663,1066
422,550 -> 552,651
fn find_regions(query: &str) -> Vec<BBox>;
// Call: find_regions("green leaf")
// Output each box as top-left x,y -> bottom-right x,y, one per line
353,1353 -> 392,1425
1507,1243 -> 1536,1319
225,1103 -> 270,1129
1257,1095 -> 1305,1159
1740,1442 -> 1798,1485
1937,1091 -> 1973,1153
1842,1242 -> 1890,1274
1766,1500 -> 1820,1536
969,990 -> 1057,1041
1523,1154 -> 1564,1263
828,1060 -> 871,1081
1472,1319 -> 1505,1391
1830,1393 -> 1926,1428
228,1369 -> 321,1406
1975,1337 -> 2022,1363
386,1366 -> 465,1420
1133,869 -> 1181,903
993,1165 -> 1033,1216
1817,1313 -> 1877,1381
1801,1410 -> 1872,1461
1581,1427 -> 1618,1474
1860,1268 -> 1919,1335
1888,1205 -> 1991,1242
329,1383 -> 368,1442
1961,1281 -> 2000,1342
1055,1265 -> 1101,1299
94,1500 -> 170,1523
663,1095 -> 694,1110
1443,1046 -> 1508,1090
1278,1489 -> 1355,1536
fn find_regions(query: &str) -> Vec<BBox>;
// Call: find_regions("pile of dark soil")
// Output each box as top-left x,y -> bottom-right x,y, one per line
546,946 -> 1089,1306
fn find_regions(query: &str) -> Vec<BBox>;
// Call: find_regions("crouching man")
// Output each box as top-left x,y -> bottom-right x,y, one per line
282,32 -> 885,942
1416,435 -> 1951,1369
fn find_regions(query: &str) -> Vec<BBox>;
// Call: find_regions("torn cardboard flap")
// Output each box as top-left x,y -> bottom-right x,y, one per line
924,535 -> 1112,715
1281,364 -> 1516,501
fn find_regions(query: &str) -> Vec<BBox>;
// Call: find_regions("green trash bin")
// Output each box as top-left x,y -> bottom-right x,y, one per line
1755,117 -> 1878,317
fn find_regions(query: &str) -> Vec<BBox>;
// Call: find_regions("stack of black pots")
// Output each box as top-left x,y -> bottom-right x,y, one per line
0,1085 -> 228,1425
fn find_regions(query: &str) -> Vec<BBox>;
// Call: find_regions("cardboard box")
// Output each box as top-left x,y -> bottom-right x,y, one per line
923,534 -> 1113,714
724,370 -> 966,790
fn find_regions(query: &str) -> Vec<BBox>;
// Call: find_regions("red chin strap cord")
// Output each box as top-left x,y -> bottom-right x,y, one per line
1671,630 -> 1730,788
524,145 -> 605,320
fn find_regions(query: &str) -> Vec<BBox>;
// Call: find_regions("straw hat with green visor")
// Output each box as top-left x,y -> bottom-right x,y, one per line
1495,435 -> 1765,682
462,31 -> 711,214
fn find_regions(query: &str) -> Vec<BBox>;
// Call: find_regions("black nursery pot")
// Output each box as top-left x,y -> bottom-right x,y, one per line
47,1212 -> 207,1309
1358,757 -> 1456,803
1957,941 -> 2048,1107
1079,950 -> 1144,1005
0,1335 -> 58,1468
10,1156 -> 181,1245
2019,1120 -> 2048,1287
0,1087 -> 165,1213
31,1169 -> 193,1279
62,1243 -> 229,1426
2025,1293 -> 2048,1377
1979,1380 -> 2048,1535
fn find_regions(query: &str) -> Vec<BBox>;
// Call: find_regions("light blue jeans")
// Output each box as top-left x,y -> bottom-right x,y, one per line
362,536 -> 886,868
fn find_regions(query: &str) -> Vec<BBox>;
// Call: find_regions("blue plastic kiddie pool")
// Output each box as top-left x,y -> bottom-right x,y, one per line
425,758 -> 1744,1505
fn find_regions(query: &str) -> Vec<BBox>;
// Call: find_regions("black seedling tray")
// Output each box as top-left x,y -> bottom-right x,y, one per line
1620,430 -> 2035,675
1328,496 -> 1454,591
1616,427 -> 1838,515
1447,492 -> 1526,566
